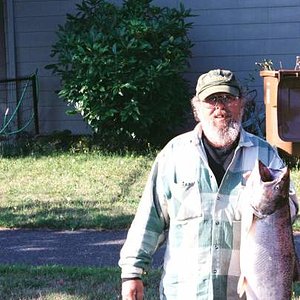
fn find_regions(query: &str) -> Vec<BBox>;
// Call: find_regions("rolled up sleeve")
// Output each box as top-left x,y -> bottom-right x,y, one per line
119,153 -> 169,279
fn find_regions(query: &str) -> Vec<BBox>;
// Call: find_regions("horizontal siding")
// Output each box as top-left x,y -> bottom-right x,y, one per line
15,16 -> 66,33
16,46 -> 55,63
191,7 -> 300,26
39,103 -> 83,121
13,0 -> 87,134
187,2 -> 300,106
182,0 -> 300,10
18,62 -> 55,77
9,0 -> 300,135
192,39 -> 300,60
189,54 -> 296,74
36,76 -> 60,93
14,1 -> 80,17
0,0 -> 6,79
16,32 -> 59,48
189,22 -> 300,41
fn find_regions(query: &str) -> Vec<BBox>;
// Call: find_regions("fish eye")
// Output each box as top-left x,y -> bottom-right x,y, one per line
274,185 -> 280,191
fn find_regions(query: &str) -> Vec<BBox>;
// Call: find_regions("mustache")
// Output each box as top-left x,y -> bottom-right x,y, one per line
213,109 -> 232,118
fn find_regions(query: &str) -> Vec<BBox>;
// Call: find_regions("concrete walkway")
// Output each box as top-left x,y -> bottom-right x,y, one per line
0,228 -> 299,268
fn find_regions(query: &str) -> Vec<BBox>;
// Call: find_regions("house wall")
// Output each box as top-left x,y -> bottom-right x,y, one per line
0,0 -> 6,80
11,0 -> 89,134
6,0 -> 300,135
183,0 -> 300,96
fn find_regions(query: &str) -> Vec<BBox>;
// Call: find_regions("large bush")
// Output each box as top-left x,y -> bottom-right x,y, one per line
46,0 -> 193,149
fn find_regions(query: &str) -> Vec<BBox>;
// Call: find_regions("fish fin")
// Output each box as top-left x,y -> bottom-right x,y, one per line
293,250 -> 300,282
258,160 -> 273,182
243,209 -> 255,234
237,275 -> 247,298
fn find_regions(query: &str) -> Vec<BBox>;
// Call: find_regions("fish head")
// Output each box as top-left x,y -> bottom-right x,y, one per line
248,160 -> 290,217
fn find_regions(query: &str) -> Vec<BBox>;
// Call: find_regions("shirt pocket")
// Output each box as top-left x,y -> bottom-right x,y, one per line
170,181 -> 202,221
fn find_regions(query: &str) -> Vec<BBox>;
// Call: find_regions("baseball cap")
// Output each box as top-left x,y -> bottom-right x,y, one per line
196,69 -> 241,101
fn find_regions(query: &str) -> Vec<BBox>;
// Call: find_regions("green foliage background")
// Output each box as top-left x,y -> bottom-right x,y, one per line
47,0 -> 194,149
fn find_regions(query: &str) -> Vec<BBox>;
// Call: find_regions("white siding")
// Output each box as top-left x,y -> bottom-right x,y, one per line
7,0 -> 300,134
184,0 -> 300,97
0,0 -> 6,79
13,0 -> 91,134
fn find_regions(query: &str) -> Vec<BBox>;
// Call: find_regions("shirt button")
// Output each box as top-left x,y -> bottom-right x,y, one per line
215,245 -> 219,250
215,221 -> 220,225
213,269 -> 217,274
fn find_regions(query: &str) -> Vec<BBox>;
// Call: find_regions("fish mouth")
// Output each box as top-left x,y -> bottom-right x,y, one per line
251,202 -> 283,220
251,204 -> 269,218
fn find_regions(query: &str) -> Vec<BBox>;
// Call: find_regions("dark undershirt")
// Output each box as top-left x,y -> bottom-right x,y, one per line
202,134 -> 239,186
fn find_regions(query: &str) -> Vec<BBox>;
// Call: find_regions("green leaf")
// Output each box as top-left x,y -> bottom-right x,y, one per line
46,0 -> 194,148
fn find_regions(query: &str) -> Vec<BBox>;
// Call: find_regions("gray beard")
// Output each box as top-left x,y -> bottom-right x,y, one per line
201,120 -> 241,149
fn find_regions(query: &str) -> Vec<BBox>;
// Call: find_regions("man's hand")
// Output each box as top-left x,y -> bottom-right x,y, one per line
122,279 -> 144,300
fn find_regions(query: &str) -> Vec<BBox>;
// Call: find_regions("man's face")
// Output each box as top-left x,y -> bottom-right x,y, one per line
196,92 -> 244,148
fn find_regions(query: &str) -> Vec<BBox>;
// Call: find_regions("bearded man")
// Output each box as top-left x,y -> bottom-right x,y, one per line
119,69 -> 298,300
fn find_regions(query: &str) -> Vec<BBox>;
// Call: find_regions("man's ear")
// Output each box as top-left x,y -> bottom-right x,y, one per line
191,96 -> 201,122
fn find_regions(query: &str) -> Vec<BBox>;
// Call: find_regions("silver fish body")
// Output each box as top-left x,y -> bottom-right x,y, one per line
238,160 -> 298,300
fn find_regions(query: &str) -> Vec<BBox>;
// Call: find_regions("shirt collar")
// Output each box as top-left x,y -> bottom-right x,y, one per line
238,127 -> 255,148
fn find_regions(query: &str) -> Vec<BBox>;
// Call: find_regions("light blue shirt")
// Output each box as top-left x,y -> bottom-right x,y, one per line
119,124 -> 298,300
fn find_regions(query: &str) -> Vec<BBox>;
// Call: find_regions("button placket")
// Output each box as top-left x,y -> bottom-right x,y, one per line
212,216 -> 221,276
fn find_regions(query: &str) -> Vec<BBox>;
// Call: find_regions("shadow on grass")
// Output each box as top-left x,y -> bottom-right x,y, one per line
0,202 -> 135,230
0,265 -> 161,300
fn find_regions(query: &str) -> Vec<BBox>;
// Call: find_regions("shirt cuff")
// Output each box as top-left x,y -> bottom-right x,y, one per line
122,277 -> 143,283
121,266 -> 144,279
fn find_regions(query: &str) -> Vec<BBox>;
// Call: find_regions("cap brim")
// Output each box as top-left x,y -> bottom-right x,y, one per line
198,85 -> 240,101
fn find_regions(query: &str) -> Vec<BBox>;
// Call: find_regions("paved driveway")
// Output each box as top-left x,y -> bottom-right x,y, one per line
0,229 -> 299,268
0,228 -> 165,268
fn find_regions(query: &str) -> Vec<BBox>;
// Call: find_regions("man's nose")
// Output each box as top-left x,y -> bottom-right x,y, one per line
214,100 -> 226,109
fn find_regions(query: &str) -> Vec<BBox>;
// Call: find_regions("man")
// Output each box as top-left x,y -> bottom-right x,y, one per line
119,69 -> 298,299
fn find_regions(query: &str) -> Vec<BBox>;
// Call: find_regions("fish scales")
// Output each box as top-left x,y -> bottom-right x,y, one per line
238,160 -> 298,300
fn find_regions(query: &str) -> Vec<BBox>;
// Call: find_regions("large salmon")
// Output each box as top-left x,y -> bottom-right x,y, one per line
238,160 -> 299,299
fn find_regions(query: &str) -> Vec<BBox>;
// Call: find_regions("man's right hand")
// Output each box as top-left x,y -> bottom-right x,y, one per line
121,279 -> 144,300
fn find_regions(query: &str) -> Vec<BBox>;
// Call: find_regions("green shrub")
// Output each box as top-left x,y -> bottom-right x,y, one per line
46,0 -> 194,149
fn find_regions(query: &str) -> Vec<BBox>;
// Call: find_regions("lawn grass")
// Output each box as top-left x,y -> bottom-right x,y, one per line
0,265 -> 161,300
0,152 -> 154,230
0,264 -> 299,300
0,151 -> 299,230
